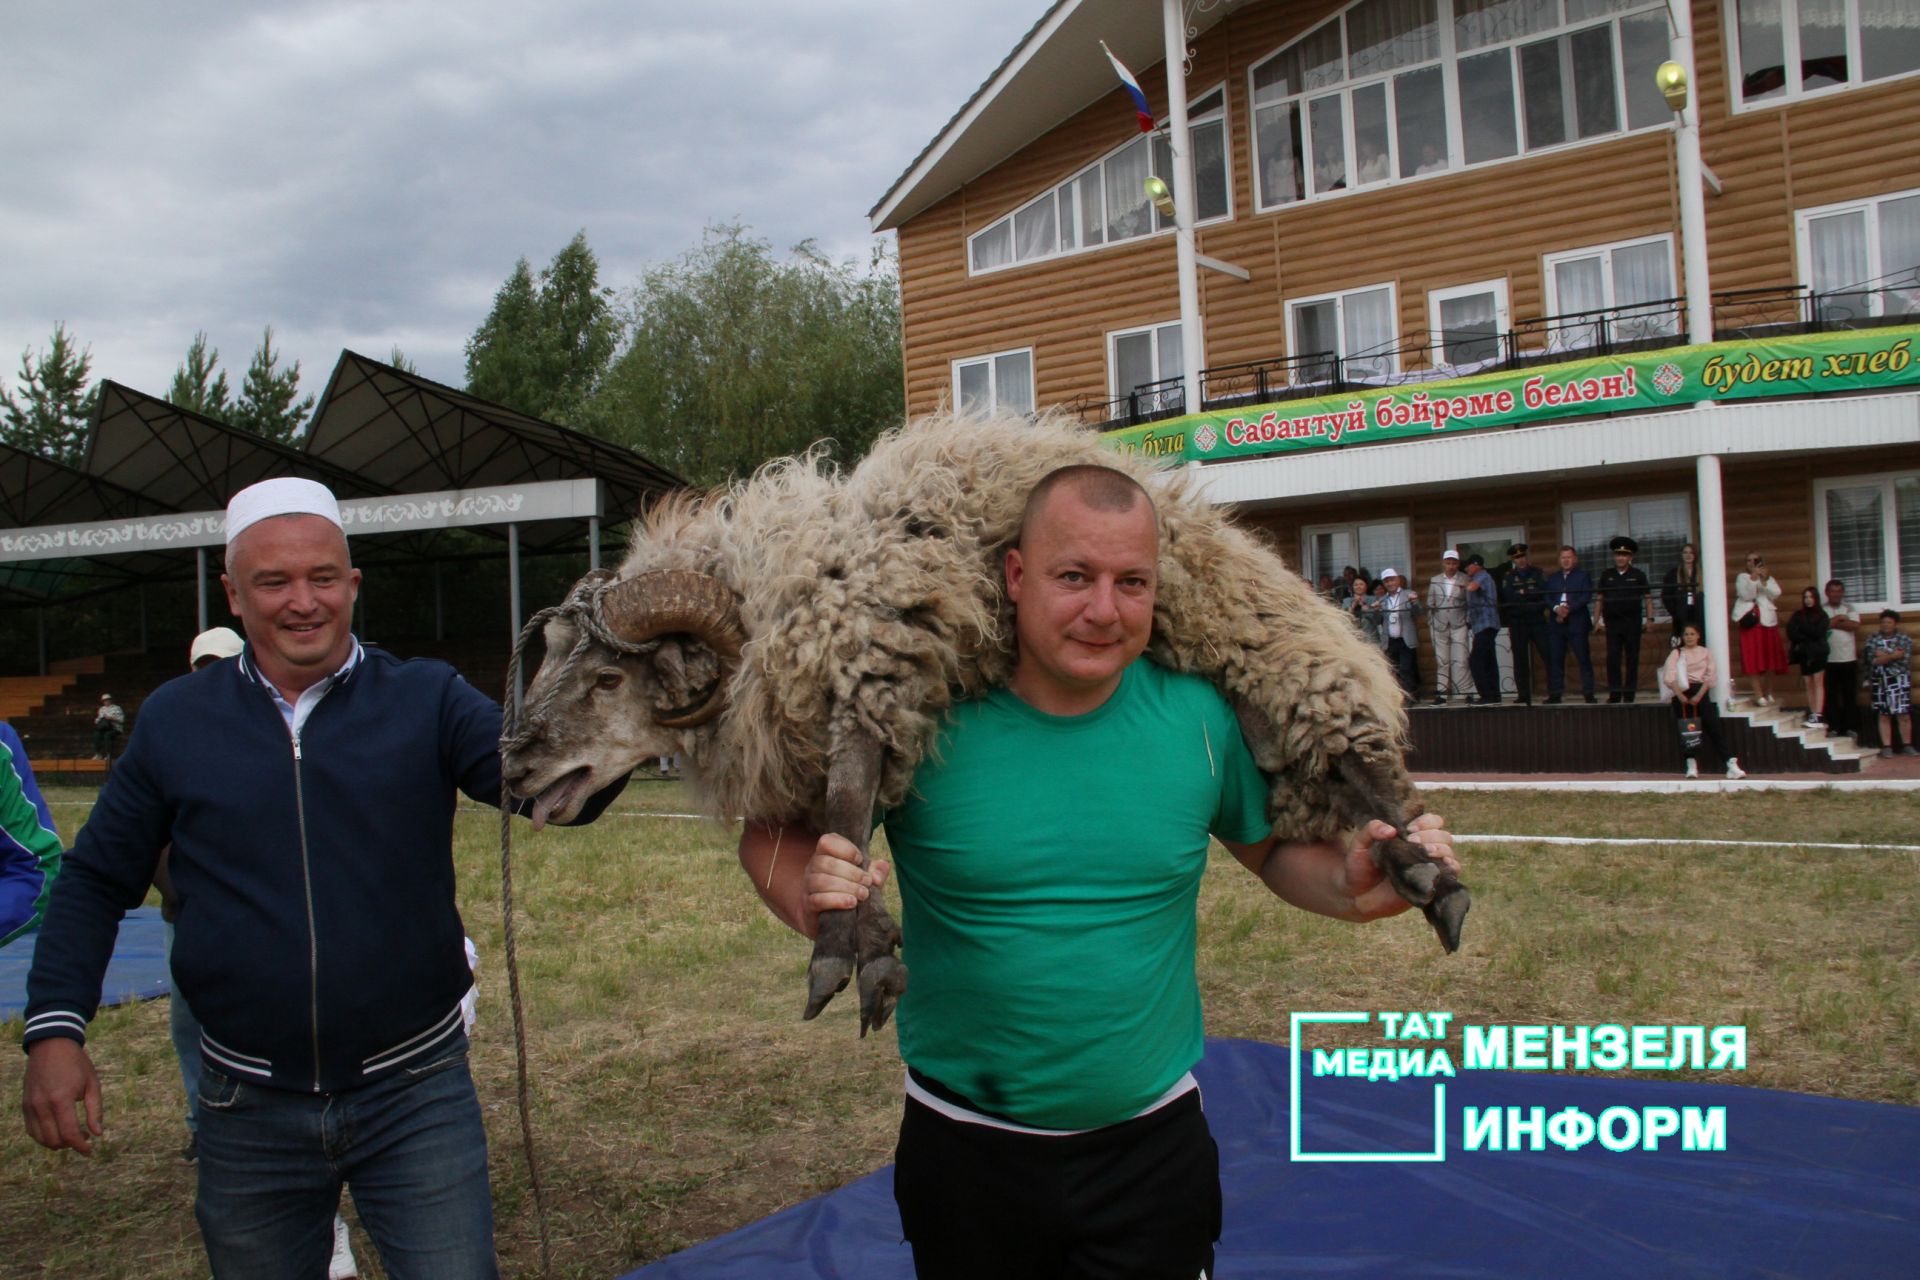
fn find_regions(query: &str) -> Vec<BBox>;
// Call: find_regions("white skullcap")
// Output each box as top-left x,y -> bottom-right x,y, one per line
1443,548 -> 1461,560
189,626 -> 246,667
225,477 -> 343,545
1380,567 -> 1402,581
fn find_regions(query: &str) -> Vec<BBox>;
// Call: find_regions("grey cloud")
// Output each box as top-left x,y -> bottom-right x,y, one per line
0,0 -> 1039,403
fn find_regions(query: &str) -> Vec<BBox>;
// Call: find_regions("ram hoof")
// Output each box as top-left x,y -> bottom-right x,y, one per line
1424,883 -> 1471,954
857,956 -> 907,1037
803,954 -> 853,1021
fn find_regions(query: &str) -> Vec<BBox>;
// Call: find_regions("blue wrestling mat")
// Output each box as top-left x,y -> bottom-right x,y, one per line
625,1036 -> 1919,1279
0,905 -> 171,1020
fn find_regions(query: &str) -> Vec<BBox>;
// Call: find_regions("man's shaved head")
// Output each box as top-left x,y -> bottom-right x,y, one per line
1017,465 -> 1156,548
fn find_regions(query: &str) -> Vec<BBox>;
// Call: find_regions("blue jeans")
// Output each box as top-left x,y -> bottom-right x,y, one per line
164,922 -> 203,1132
194,1048 -> 498,1279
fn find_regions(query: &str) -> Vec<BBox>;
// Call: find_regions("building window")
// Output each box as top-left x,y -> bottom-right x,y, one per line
1287,283 -> 1398,381
967,87 -> 1230,275
1797,187 -> 1920,326
1303,519 -> 1412,586
1429,279 -> 1510,368
1249,0 -> 1669,212
953,349 -> 1034,416
1729,0 -> 1920,110
1109,321 -> 1185,417
1542,234 -> 1677,349
1563,493 -> 1691,615
1817,472 -> 1920,607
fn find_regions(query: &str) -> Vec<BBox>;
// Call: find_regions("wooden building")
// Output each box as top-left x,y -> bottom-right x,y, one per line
872,0 -> 1920,766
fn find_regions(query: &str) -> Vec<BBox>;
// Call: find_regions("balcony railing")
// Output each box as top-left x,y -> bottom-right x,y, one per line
1069,279 -> 1918,432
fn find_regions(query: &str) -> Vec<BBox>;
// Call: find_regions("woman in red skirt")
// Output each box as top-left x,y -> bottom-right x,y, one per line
1733,552 -> 1786,704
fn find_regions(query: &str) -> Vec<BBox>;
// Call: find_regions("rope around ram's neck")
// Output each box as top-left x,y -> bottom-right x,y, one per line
497,580 -> 662,1276
501,603 -> 559,1278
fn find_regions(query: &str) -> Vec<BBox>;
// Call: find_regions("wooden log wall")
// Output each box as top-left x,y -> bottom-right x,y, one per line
894,1 -> 1920,418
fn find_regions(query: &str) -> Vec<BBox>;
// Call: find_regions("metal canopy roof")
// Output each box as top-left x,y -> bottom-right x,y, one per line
1,354 -> 684,603
0,443 -> 183,604
869,0 -> 1242,232
87,381 -> 383,510
0,439 -> 171,529
304,351 -> 682,547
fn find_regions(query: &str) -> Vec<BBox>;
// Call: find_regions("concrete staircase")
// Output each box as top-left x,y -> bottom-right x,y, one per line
1721,698 -> 1878,772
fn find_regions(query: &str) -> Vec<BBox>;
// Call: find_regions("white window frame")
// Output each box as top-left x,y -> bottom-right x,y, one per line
1795,186 -> 1920,322
1302,518 -> 1413,586
1428,278 -> 1511,368
1247,0 -> 1671,214
951,347 -> 1034,417
1106,319 -> 1185,397
1285,281 -> 1400,381
1815,470 -> 1920,609
966,85 -> 1232,277
1724,0 -> 1920,113
1541,233 -> 1677,346
1105,318 -> 1190,416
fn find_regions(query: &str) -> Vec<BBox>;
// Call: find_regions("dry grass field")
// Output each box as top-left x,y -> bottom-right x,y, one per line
2,782 -> 1915,1278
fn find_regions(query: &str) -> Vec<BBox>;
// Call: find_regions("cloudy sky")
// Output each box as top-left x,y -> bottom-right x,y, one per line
1,0 -> 1043,402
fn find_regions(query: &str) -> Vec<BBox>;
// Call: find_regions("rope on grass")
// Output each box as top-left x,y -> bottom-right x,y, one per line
498,605 -> 562,1279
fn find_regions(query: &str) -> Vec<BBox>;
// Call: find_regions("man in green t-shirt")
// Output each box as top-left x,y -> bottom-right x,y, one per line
740,465 -> 1458,1279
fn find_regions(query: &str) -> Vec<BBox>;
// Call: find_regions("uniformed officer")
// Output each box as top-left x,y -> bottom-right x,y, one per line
1597,535 -> 1654,703
1499,542 -> 1549,705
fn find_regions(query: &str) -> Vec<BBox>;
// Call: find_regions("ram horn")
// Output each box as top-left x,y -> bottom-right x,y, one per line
598,570 -> 744,728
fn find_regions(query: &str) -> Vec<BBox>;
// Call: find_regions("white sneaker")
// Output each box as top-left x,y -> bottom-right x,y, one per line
1685,759 -> 1699,779
1725,758 -> 1746,780
329,1215 -> 358,1279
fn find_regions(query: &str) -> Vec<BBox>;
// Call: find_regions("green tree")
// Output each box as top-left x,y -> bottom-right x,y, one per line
0,322 -> 97,464
167,331 -> 232,420
585,225 -> 904,485
387,346 -> 418,374
464,231 -> 619,424
229,326 -> 315,444
465,257 -> 540,410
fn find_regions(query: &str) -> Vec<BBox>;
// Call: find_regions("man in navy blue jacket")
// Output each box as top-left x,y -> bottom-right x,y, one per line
1544,544 -> 1597,704
21,477 -> 623,1278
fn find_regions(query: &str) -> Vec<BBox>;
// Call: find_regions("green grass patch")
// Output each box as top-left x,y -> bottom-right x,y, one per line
2,782 -> 1914,1276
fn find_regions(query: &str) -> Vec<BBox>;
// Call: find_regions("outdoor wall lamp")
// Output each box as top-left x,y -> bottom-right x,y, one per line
1143,175 -> 1175,220
1656,60 -> 1689,112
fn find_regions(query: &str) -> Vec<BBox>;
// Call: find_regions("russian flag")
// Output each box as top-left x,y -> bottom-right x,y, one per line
1101,41 -> 1155,134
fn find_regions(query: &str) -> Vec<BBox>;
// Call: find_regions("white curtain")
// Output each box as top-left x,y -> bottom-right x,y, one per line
1897,478 -> 1920,604
1610,240 -> 1676,338
1453,0 -> 1556,54
1075,171 -> 1105,248
1552,255 -> 1605,349
1347,0 -> 1439,79
1013,195 -> 1056,263
957,362 -> 991,416
1439,290 -> 1499,365
1344,288 -> 1396,378
1104,138 -> 1152,242
970,221 -> 1013,273
1826,486 -> 1886,601
1808,210 -> 1870,322
993,352 -> 1033,415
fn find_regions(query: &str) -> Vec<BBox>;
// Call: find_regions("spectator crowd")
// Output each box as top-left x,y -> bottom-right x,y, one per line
1315,538 -> 1916,776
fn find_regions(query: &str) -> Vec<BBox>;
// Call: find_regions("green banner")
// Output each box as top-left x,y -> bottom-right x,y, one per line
1102,324 -> 1920,464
